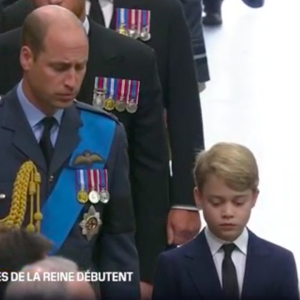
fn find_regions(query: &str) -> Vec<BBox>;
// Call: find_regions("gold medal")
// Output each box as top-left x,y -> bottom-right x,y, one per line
104,97 -> 115,111
118,24 -> 128,36
77,190 -> 89,204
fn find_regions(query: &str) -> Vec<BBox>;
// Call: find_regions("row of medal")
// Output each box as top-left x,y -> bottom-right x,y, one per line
116,8 -> 151,41
93,77 -> 140,114
76,169 -> 110,205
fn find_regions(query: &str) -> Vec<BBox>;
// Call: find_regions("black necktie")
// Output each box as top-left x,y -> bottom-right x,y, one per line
222,243 -> 239,299
89,0 -> 104,24
39,117 -> 55,167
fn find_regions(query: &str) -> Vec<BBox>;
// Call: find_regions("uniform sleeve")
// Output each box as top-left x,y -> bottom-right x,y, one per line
130,49 -> 170,283
93,123 -> 140,300
167,0 -> 205,207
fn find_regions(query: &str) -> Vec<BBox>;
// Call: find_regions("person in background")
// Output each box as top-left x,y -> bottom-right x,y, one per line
202,0 -> 264,26
180,0 -> 210,92
0,227 -> 52,299
202,0 -> 223,26
152,142 -> 299,300
5,256 -> 96,300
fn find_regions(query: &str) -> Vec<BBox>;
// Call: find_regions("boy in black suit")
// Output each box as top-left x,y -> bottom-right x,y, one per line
152,142 -> 299,300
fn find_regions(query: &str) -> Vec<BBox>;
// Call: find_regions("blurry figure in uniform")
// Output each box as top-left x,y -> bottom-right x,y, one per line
5,256 -> 96,300
180,0 -> 210,92
202,0 -> 265,26
88,0 -> 204,297
0,227 -> 52,298
202,0 -> 223,26
0,5 -> 139,300
0,1 -> 169,299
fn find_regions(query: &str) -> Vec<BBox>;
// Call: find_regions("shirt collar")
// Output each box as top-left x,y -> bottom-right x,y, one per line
83,16 -> 90,35
17,81 -> 64,129
205,226 -> 248,256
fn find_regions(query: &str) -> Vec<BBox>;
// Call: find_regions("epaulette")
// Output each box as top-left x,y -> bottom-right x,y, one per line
74,100 -> 119,123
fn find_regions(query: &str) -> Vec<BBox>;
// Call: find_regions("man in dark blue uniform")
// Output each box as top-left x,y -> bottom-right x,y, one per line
0,5 -> 139,300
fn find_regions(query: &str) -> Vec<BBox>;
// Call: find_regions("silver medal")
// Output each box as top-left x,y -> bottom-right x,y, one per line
89,190 -> 101,204
140,29 -> 151,41
100,189 -> 110,204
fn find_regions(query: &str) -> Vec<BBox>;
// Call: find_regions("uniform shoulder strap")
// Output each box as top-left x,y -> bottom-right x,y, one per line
74,100 -> 119,123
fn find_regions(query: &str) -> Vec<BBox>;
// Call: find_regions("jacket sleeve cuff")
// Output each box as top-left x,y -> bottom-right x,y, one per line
171,205 -> 200,211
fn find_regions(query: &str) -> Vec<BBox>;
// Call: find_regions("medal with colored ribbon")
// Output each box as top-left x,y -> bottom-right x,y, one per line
128,9 -> 139,39
87,169 -> 101,204
99,169 -> 110,204
117,8 -> 129,36
104,78 -> 115,111
93,77 -> 107,109
140,10 -> 151,41
76,170 -> 89,204
115,79 -> 127,112
126,80 -> 140,114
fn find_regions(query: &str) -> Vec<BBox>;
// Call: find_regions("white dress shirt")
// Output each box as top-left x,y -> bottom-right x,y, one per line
205,227 -> 248,296
86,0 -> 113,28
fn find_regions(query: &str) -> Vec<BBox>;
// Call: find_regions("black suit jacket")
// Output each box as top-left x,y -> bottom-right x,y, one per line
100,0 -> 205,209
152,229 -> 299,300
0,0 -> 33,33
0,89 -> 140,300
0,20 -> 170,283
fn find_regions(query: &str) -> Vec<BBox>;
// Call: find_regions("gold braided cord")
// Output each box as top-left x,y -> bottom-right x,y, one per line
0,161 -> 42,232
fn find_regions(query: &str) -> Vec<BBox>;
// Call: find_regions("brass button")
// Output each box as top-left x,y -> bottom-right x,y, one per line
0,194 -> 6,200
49,176 -> 54,182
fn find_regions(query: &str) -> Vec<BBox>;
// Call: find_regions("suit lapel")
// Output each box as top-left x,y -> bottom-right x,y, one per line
185,231 -> 224,299
0,89 -> 47,172
49,104 -> 81,176
241,230 -> 270,299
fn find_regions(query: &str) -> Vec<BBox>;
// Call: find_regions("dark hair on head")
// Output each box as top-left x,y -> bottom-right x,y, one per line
0,226 -> 52,298
0,226 -> 52,273
21,12 -> 50,59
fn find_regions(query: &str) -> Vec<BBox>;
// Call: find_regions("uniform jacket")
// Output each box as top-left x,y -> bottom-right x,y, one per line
0,18 -> 170,283
180,0 -> 210,83
0,89 -> 140,300
152,229 -> 299,300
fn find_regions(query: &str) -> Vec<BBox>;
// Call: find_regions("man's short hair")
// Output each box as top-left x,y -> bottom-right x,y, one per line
0,227 -> 52,298
21,12 -> 50,58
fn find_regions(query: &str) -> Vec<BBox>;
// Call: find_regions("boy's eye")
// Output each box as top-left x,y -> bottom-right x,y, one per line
210,198 -> 222,205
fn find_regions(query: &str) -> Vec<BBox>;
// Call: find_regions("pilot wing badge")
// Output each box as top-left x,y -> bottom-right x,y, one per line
72,151 -> 103,167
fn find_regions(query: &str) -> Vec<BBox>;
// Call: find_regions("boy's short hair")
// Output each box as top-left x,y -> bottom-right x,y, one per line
194,142 -> 259,191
